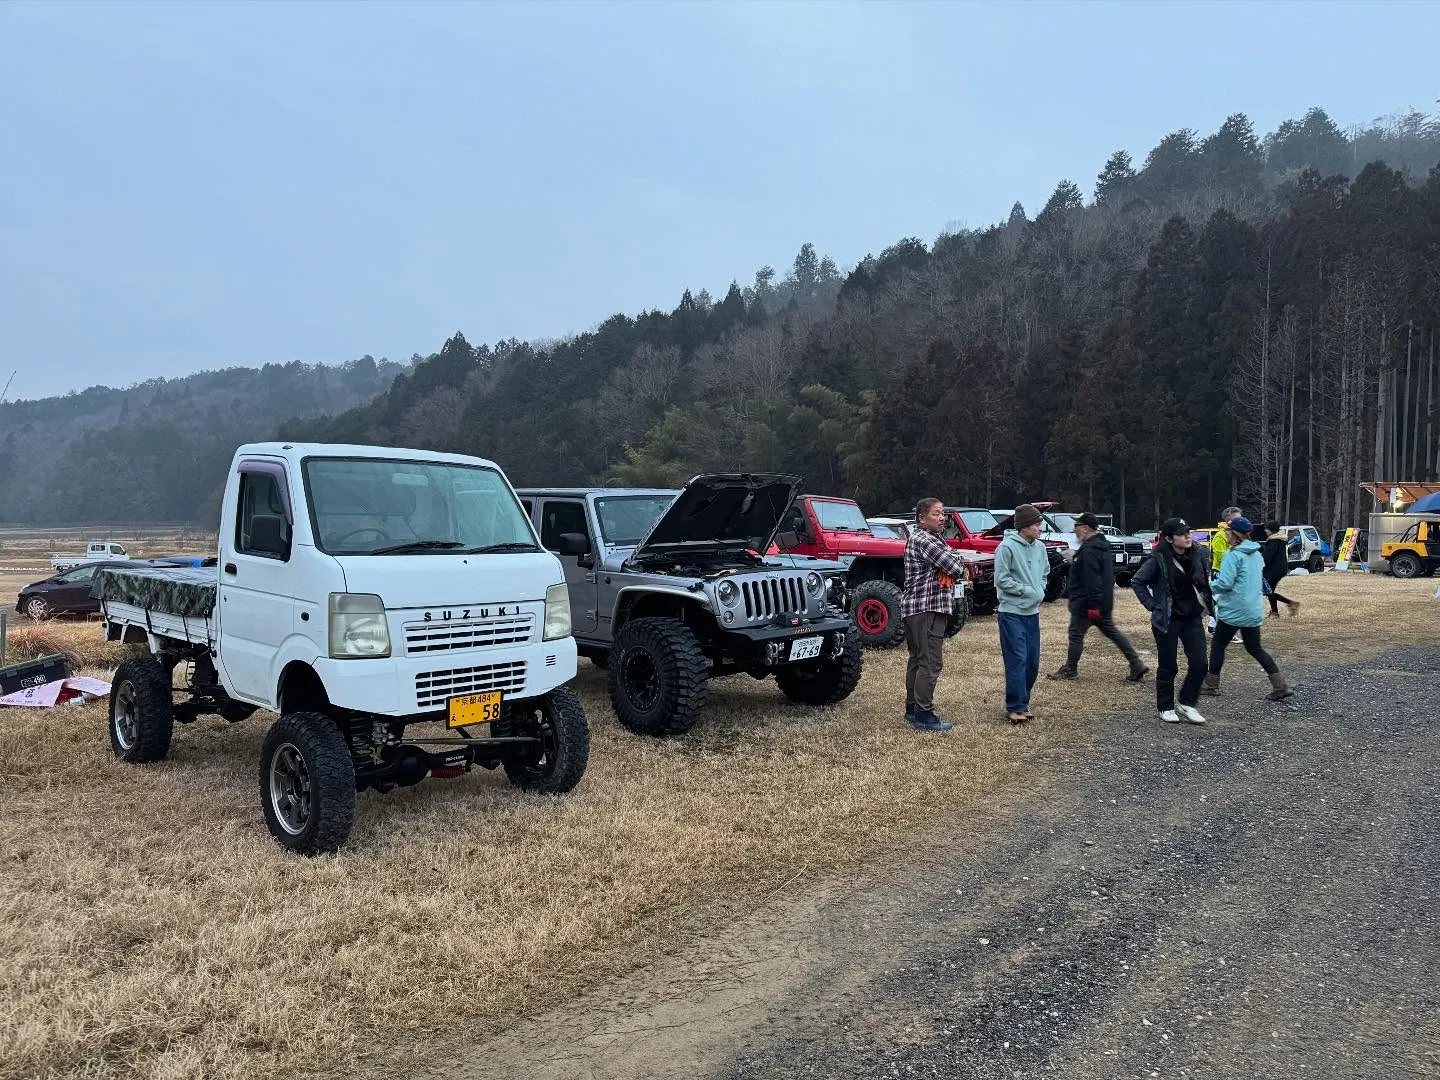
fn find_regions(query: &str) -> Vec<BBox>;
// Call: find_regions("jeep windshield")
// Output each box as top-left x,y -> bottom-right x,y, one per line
594,495 -> 677,546
812,500 -> 871,532
304,457 -> 539,556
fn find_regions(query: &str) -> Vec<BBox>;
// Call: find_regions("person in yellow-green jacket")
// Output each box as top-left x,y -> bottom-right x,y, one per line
1209,506 -> 1243,577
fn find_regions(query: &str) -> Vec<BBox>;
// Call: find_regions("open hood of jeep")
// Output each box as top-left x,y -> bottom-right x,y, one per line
632,473 -> 801,559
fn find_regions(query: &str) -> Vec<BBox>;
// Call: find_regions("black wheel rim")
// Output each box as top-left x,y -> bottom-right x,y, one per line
621,648 -> 661,711
269,742 -> 312,836
514,703 -> 557,771
113,681 -> 138,751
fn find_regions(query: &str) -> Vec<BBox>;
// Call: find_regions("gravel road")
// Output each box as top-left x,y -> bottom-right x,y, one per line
426,647 -> 1440,1080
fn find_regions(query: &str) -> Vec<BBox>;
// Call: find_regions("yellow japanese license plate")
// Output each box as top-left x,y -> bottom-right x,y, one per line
447,690 -> 503,729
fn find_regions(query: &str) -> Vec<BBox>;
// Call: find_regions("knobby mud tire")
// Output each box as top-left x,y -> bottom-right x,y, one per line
850,580 -> 905,649
259,711 -> 357,856
607,618 -> 709,736
775,623 -> 863,706
109,656 -> 175,764
503,686 -> 591,794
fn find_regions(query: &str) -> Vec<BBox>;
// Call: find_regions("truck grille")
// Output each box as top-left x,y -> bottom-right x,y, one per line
404,613 -> 535,654
740,574 -> 806,620
415,661 -> 527,710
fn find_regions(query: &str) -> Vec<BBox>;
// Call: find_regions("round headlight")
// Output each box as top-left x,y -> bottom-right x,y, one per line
717,579 -> 739,606
805,572 -> 823,595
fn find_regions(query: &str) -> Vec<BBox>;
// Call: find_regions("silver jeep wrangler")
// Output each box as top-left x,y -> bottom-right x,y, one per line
515,474 -> 862,736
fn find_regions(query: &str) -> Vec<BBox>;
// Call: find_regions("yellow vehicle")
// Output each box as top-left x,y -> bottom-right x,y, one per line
1382,519 -> 1440,578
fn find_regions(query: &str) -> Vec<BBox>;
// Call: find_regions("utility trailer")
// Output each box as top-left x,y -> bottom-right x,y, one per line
94,442 -> 590,855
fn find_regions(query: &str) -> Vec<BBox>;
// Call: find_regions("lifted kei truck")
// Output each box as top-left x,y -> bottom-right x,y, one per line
771,494 -> 994,648
515,475 -> 862,737
93,442 -> 590,855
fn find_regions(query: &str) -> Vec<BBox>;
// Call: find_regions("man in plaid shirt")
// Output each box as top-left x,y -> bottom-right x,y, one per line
903,497 -> 972,732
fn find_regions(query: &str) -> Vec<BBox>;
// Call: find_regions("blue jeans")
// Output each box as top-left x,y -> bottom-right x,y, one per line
997,612 -> 1041,714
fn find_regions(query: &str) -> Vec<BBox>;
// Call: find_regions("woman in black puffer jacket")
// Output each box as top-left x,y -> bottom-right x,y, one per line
1257,522 -> 1300,618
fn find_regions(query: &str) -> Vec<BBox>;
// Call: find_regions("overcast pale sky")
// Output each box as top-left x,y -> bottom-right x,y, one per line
2,0 -> 1436,402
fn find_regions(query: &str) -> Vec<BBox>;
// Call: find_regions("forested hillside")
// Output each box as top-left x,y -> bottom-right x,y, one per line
8,105 -> 1439,533
0,358 -> 403,524
287,106 -> 1440,534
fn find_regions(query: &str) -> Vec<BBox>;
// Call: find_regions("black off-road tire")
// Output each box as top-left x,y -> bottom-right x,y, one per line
607,618 -> 709,736
259,711 -> 357,856
775,623 -> 863,706
1389,552 -> 1422,579
945,595 -> 970,637
1307,552 -> 1325,574
502,686 -> 590,794
109,656 -> 175,764
1044,567 -> 1067,603
849,579 -> 905,649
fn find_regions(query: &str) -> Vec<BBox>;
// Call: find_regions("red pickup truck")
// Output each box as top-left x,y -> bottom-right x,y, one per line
935,506 -> 1070,602
772,495 -> 996,648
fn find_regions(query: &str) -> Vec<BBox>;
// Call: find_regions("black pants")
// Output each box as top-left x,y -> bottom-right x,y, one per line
1265,581 -> 1295,614
1208,620 -> 1278,675
1152,616 -> 1207,711
1066,602 -> 1141,670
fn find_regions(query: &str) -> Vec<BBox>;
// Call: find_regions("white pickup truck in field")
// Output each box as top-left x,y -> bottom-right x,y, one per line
51,541 -> 131,572
92,442 -> 590,854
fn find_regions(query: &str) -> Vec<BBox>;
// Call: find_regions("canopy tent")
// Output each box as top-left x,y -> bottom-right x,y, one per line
1360,481 -> 1440,510
1407,491 -> 1440,514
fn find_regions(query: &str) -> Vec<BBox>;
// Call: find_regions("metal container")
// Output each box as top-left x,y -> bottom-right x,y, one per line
1367,512 -> 1440,573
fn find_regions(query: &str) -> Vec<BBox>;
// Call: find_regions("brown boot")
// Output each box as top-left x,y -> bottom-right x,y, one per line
1267,671 -> 1295,700
1202,672 -> 1220,695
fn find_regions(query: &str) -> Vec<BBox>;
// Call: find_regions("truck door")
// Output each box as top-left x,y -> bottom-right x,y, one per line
539,498 -> 598,635
216,461 -> 297,707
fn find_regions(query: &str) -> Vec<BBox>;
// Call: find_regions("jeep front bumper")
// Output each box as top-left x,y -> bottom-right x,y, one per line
721,614 -> 854,666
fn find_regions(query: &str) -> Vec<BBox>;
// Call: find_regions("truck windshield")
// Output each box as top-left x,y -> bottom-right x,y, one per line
594,495 -> 675,545
812,501 -> 871,532
958,510 -> 999,533
304,457 -> 538,556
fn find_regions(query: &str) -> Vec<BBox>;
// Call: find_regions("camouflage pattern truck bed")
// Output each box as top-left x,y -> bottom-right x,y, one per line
92,566 -> 218,619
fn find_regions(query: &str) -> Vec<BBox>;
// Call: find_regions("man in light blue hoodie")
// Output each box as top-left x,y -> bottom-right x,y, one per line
1205,516 -> 1295,701
995,503 -> 1051,723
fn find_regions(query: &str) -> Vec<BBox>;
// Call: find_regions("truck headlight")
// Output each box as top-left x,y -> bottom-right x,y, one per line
543,582 -> 571,641
328,593 -> 391,658
805,572 -> 823,596
716,579 -> 739,607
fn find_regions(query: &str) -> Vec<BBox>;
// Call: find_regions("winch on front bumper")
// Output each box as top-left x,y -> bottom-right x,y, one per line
721,611 -> 855,667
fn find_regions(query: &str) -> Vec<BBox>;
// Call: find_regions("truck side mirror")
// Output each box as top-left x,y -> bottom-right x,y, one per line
775,530 -> 800,549
555,532 -> 591,557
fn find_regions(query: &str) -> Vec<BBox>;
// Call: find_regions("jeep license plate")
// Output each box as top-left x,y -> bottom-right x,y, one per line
1113,552 -> 1126,564
447,690 -> 503,729
788,636 -> 823,662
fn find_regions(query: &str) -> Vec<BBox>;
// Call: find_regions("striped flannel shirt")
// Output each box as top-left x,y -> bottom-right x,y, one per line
902,527 -> 972,617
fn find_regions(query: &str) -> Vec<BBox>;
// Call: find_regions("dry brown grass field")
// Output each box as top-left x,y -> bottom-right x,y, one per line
0,570 -> 1435,1080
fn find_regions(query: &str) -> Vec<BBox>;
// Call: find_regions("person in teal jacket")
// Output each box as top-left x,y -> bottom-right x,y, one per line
995,504 -> 1051,723
1204,516 -> 1295,701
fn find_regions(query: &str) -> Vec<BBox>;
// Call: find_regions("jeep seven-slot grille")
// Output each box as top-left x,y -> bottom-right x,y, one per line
740,574 -> 806,620
415,661 -> 527,710
404,613 -> 534,654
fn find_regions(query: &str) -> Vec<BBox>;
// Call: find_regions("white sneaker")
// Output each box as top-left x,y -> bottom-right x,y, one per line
1159,709 -> 1181,724
1176,704 -> 1207,725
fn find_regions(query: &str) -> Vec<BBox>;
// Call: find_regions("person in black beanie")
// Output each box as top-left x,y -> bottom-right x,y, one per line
1048,513 -> 1148,683
1130,517 -> 1214,725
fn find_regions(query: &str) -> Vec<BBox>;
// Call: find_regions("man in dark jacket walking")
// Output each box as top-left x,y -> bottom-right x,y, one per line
1048,513 -> 1148,682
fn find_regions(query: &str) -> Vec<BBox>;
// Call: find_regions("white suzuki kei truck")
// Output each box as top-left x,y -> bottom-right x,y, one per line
92,443 -> 590,855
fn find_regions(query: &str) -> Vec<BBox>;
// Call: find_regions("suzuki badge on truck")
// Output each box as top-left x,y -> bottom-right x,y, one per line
92,443 -> 590,855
